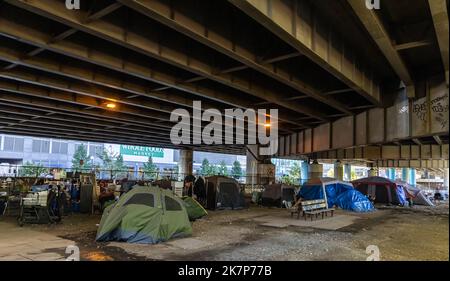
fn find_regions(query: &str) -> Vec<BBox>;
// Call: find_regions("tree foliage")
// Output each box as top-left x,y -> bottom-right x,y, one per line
71,144 -> 91,172
19,161 -> 49,178
218,160 -> 228,176
143,156 -> 159,179
231,160 -> 242,179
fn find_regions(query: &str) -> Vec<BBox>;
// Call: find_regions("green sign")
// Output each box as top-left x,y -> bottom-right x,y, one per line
120,145 -> 164,158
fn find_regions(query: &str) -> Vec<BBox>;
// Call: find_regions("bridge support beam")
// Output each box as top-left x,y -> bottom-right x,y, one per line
334,160 -> 344,181
179,148 -> 193,180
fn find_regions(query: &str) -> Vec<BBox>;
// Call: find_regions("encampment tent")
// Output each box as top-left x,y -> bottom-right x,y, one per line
181,196 -> 208,220
298,178 -> 374,212
205,176 -> 246,210
261,184 -> 296,207
395,180 -> 434,206
352,176 -> 407,206
96,185 -> 192,244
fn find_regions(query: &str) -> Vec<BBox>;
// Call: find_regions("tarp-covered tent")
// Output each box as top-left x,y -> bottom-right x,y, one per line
96,186 -> 192,244
395,180 -> 434,206
181,196 -> 208,220
261,184 -> 296,207
298,178 -> 374,212
352,177 -> 407,206
205,176 -> 246,210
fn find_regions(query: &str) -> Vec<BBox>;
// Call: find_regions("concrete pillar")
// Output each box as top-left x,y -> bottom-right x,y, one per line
308,160 -> 323,180
334,160 -> 344,181
344,164 -> 351,181
387,168 -> 396,181
409,168 -> 416,186
246,145 -> 258,186
402,168 -> 410,183
368,168 -> 378,177
300,161 -> 310,185
179,148 -> 193,180
444,168 -> 449,191
246,145 -> 275,186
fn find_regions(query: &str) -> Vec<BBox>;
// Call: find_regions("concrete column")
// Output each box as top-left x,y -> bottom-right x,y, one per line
246,145 -> 275,186
179,148 -> 193,180
300,161 -> 310,185
344,164 -> 351,181
402,168 -> 410,183
308,160 -> 323,180
409,168 -> 416,186
246,145 -> 258,186
334,160 -> 344,181
444,168 -> 449,191
387,168 -> 396,181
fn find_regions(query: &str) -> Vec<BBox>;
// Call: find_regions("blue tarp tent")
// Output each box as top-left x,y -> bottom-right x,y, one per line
298,178 -> 374,212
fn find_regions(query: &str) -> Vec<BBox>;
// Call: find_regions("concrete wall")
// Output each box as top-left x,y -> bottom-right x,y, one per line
277,77 -> 448,161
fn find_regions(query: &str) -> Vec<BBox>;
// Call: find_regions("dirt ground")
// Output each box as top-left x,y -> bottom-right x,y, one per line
0,203 -> 448,261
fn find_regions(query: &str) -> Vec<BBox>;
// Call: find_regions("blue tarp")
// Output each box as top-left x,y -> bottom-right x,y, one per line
298,182 -> 374,212
335,189 -> 375,212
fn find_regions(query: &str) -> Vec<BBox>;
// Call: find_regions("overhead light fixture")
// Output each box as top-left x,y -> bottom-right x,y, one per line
105,102 -> 117,109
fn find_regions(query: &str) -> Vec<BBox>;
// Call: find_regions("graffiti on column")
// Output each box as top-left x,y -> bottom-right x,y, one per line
430,94 -> 449,130
412,100 -> 427,122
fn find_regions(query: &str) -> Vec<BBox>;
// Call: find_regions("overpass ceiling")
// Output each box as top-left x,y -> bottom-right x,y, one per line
0,0 -> 447,155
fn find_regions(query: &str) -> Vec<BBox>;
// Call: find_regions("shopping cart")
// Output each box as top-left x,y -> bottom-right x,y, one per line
17,190 -> 59,226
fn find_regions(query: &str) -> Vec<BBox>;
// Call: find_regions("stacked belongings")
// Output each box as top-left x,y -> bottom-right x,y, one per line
181,196 -> 208,221
261,184 -> 296,208
205,176 -> 246,210
96,185 -> 192,244
298,177 -> 375,212
352,176 -> 408,206
395,180 -> 434,206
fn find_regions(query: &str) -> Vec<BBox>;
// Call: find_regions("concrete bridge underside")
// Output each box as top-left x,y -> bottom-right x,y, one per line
0,0 -> 447,168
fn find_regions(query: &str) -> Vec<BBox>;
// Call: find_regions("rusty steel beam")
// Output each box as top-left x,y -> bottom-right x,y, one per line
6,0 -> 327,121
2,2 -> 121,71
229,0 -> 381,105
0,19 -> 303,127
348,0 -> 415,98
0,108 -> 170,139
428,0 -> 449,85
394,40 -> 432,51
0,83 -> 276,143
119,0 -> 352,115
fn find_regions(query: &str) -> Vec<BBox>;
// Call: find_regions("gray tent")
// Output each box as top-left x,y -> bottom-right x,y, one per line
205,176 -> 246,210
261,184 -> 296,207
395,180 -> 434,206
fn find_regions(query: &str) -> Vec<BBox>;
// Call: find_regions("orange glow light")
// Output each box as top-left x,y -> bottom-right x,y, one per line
105,102 -> 116,109
264,123 -> 271,128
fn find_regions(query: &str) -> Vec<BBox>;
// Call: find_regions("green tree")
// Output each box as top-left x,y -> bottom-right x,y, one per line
231,160 -> 243,179
218,161 -> 228,176
71,144 -> 91,172
97,147 -> 114,170
288,162 -> 301,181
19,161 -> 49,177
143,156 -> 159,179
200,158 -> 211,176
113,154 -> 127,178
209,164 -> 218,176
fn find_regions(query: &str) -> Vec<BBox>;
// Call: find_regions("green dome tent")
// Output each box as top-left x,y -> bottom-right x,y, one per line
181,196 -> 208,221
96,186 -> 192,244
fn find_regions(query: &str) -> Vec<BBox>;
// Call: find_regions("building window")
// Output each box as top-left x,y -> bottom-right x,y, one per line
89,145 -> 103,158
51,141 -> 68,154
32,139 -> 50,153
3,136 -> 24,152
